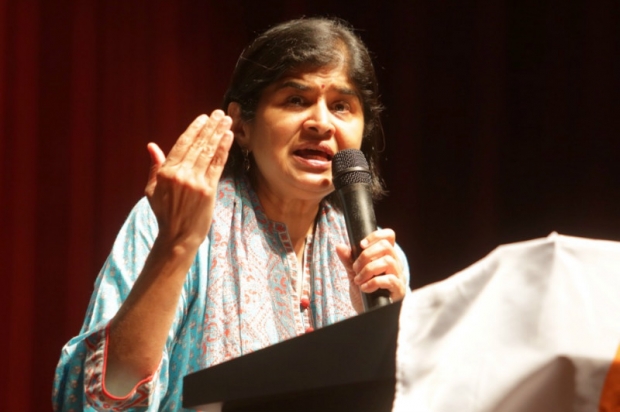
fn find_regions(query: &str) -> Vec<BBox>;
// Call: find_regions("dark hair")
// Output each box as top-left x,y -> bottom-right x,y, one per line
222,17 -> 386,200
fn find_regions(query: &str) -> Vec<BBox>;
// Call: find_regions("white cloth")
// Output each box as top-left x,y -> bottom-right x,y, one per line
393,233 -> 620,412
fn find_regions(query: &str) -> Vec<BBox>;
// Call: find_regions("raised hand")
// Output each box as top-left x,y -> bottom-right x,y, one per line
336,228 -> 407,313
145,110 -> 234,248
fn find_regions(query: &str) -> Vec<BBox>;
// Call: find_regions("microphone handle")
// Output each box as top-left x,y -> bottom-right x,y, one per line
336,183 -> 391,311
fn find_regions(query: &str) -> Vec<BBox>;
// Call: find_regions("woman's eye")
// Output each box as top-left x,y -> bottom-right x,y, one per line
287,96 -> 305,106
333,102 -> 350,113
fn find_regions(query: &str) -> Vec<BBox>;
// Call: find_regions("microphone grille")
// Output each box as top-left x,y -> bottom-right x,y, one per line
332,149 -> 372,189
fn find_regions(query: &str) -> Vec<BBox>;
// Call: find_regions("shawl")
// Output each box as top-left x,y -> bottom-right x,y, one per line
53,175 -> 409,411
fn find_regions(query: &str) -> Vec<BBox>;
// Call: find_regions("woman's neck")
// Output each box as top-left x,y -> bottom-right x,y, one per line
249,174 -> 320,239
258,191 -> 319,242
248,173 -> 322,260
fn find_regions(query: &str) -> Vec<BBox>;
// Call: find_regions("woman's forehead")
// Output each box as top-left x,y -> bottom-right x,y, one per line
277,64 -> 355,89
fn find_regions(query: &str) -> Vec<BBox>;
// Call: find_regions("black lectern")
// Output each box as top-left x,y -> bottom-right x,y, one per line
183,300 -> 402,411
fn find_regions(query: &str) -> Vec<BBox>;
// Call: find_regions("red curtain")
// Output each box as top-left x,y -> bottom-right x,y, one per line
1,1 -> 618,410
0,1 -> 249,409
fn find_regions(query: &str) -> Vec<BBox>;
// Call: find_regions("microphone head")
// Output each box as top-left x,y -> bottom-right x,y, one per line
332,149 -> 372,189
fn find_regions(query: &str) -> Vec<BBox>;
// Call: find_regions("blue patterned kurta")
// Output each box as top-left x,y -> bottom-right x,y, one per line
52,175 -> 410,411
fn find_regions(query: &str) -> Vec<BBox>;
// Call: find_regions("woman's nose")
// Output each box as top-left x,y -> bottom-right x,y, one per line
303,103 -> 335,137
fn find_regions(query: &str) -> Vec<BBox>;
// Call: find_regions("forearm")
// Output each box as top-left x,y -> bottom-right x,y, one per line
101,111 -> 231,398
105,236 -> 200,397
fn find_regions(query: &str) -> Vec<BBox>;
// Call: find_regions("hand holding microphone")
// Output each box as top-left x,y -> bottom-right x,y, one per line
333,149 -> 407,312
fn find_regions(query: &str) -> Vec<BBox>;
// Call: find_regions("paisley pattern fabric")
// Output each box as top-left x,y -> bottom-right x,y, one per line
52,175 -> 409,411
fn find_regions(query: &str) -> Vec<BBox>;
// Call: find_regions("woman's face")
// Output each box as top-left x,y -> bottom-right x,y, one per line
237,64 -> 365,204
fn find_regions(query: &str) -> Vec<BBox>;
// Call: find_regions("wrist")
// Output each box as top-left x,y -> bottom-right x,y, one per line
153,231 -> 205,256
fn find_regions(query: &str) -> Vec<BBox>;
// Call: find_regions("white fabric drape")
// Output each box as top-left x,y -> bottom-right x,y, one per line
393,233 -> 620,412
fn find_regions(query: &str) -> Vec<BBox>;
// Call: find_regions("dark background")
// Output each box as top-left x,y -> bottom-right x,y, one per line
1,0 -> 618,410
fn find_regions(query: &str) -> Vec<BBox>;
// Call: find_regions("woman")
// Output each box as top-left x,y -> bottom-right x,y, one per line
53,17 -> 409,411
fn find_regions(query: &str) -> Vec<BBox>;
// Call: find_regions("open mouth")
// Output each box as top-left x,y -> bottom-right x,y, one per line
294,148 -> 333,162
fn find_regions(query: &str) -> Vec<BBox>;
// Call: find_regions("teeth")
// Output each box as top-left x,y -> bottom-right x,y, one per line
296,149 -> 331,161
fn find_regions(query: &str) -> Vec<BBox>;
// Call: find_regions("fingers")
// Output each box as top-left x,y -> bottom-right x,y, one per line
353,252 -> 401,284
186,111 -> 231,169
164,111 -> 233,171
335,244 -> 354,279
359,228 -> 396,249
166,114 -> 208,166
145,143 -> 166,198
358,273 -> 406,298
152,111 -> 233,187
352,229 -> 400,280
336,244 -> 365,314
345,228 -> 408,302
147,142 -> 166,166
195,116 -> 233,176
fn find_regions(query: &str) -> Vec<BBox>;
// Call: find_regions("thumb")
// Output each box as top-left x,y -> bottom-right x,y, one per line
335,244 -> 356,280
145,142 -> 166,197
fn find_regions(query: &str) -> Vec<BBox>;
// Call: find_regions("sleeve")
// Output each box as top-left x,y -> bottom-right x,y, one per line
52,198 -> 173,411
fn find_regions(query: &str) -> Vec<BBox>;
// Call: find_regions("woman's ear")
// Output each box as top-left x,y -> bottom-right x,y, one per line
227,102 -> 250,148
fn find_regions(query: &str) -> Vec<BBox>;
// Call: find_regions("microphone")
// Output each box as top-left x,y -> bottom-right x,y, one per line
332,149 -> 391,311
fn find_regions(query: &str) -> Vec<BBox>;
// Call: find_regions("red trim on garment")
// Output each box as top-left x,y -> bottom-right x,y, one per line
100,322 -> 159,401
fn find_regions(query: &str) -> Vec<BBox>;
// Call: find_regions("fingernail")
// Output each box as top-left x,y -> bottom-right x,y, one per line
196,115 -> 207,125
360,239 -> 368,248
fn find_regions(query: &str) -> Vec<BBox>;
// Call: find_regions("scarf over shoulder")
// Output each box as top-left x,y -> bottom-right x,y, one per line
53,176 -> 411,411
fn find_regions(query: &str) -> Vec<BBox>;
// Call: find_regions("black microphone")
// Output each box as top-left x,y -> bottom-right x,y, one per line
332,149 -> 391,311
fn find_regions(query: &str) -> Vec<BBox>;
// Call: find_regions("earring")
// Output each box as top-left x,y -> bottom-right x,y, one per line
242,149 -> 251,172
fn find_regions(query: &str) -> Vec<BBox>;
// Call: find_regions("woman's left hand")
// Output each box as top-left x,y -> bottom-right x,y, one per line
336,228 -> 408,313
